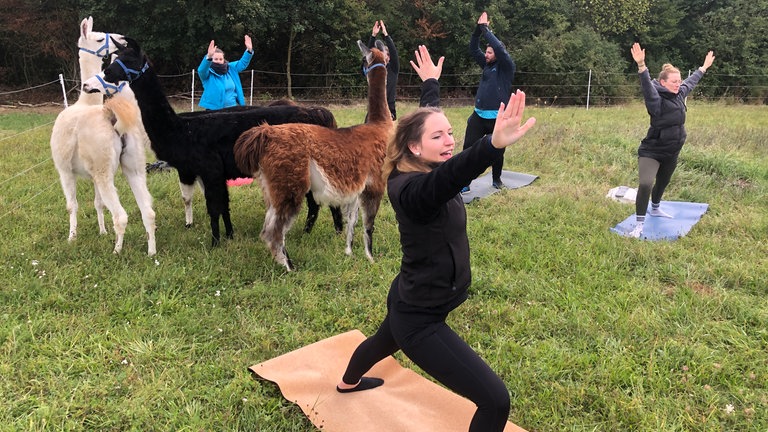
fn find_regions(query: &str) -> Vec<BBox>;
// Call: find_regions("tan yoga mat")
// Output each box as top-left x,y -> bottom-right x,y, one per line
249,330 -> 527,432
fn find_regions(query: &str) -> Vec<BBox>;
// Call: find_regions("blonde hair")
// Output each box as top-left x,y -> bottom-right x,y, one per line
658,63 -> 680,81
382,107 -> 443,180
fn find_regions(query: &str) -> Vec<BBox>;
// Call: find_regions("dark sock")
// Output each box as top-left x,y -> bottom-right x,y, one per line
336,377 -> 384,393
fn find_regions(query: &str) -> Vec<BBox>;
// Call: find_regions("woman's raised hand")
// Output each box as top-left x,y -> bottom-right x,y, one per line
244,35 -> 253,52
409,45 -> 444,82
490,90 -> 536,149
630,43 -> 645,65
207,40 -> 216,58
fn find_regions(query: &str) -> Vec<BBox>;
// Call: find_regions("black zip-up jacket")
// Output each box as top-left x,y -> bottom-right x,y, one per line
469,25 -> 516,112
388,78 -> 504,308
638,68 -> 704,159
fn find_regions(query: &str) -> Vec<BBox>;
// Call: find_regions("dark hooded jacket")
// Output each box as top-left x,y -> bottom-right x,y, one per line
388,79 -> 504,308
638,68 -> 705,159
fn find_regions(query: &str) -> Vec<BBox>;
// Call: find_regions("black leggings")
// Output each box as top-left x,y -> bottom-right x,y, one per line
463,112 -> 505,182
636,155 -> 678,216
342,280 -> 510,432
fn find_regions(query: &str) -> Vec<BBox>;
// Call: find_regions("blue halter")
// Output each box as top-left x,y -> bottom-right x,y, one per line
94,74 -> 126,96
115,58 -> 149,82
79,33 -> 113,58
362,62 -> 386,76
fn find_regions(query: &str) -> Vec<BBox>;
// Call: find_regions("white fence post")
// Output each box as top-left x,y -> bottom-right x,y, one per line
59,74 -> 68,108
586,69 -> 592,110
250,70 -> 254,106
191,69 -> 195,112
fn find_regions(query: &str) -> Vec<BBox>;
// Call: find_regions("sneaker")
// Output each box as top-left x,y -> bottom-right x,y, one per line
491,179 -> 505,190
649,207 -> 673,218
460,186 -> 471,194
628,224 -> 643,238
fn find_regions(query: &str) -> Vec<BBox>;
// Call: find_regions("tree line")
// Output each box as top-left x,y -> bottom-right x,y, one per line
1,0 -> 766,104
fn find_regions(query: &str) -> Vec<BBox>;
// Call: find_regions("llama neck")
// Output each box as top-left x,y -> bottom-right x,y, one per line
77,52 -> 104,105
129,66 -> 181,146
367,67 -> 390,122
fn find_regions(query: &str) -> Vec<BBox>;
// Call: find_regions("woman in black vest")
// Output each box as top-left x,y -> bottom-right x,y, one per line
628,43 -> 715,238
336,45 -> 536,432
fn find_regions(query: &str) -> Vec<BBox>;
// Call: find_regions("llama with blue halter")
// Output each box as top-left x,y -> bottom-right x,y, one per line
50,17 -> 156,255
233,41 -> 393,271
82,38 -> 338,247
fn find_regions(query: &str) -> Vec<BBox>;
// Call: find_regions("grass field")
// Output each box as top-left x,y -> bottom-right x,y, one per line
0,101 -> 766,431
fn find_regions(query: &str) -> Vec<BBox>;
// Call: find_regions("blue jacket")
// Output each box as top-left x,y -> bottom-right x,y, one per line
638,68 -> 704,159
469,25 -> 516,116
198,50 -> 253,110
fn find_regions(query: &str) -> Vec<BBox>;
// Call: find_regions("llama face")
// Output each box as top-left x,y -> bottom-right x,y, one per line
82,42 -> 147,94
78,16 -> 126,59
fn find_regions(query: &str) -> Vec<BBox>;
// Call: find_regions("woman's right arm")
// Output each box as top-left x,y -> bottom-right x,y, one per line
410,45 -> 444,107
632,43 -> 661,114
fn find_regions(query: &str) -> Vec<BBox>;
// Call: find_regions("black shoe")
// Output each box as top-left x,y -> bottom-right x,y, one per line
491,179 -> 504,190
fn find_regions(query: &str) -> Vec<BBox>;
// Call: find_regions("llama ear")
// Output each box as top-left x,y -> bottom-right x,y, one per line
124,37 -> 141,52
358,40 -> 372,59
375,40 -> 386,52
81,16 -> 93,38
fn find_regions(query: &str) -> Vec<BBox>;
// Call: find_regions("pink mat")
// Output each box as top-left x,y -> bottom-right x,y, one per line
250,330 -> 527,432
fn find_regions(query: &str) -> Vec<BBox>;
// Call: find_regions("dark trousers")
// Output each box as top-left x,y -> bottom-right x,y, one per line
463,112 -> 504,183
342,279 -> 510,432
636,155 -> 678,216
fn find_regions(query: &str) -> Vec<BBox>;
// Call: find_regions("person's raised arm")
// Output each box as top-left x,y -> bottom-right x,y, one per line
700,50 -> 715,72
244,35 -> 253,53
410,45 -> 444,107
630,42 -> 646,73
469,12 -> 487,67
490,90 -> 536,149
380,21 -> 399,69
368,21 -> 380,48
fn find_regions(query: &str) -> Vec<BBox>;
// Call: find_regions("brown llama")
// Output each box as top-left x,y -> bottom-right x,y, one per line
234,40 -> 393,271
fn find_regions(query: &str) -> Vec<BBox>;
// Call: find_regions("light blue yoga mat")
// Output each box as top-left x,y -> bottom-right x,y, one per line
611,201 -> 709,240
462,170 -> 538,204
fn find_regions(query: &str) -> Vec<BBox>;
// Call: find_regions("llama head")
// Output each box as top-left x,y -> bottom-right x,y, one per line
78,16 -> 126,60
358,40 -> 387,77
82,37 -> 148,95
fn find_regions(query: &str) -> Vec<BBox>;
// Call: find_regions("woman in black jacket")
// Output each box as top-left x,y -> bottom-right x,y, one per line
628,42 -> 715,238
336,45 -> 536,432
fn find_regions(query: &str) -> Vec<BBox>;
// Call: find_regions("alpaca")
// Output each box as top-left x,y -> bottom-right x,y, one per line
50,17 -> 156,255
82,38 -> 337,246
234,40 -> 393,271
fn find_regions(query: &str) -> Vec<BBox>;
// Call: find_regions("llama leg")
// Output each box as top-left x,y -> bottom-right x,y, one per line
123,166 -> 157,256
58,173 -> 79,242
262,195 -> 302,271
330,206 -> 344,234
202,178 -> 228,246
221,191 -> 234,240
304,191 -> 320,234
342,200 -> 360,256
178,171 -> 198,228
93,188 -> 107,235
93,178 -> 128,254
262,206 -> 295,271
359,192 -> 383,263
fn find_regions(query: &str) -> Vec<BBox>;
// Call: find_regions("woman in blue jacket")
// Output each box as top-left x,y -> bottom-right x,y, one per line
628,43 -> 714,238
336,45 -> 536,432
198,35 -> 253,110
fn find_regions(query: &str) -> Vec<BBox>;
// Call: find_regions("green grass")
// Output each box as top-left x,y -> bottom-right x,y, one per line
0,102 -> 766,431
